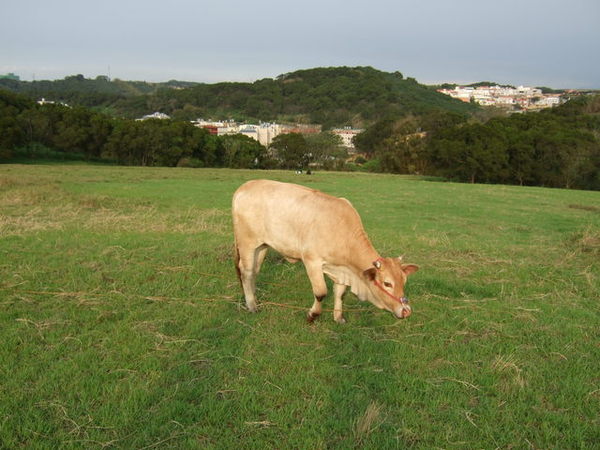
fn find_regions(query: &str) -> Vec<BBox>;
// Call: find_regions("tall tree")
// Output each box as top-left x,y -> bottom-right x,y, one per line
270,133 -> 308,169
305,132 -> 346,169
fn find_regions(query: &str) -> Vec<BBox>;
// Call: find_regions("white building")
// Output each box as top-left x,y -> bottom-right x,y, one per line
236,123 -> 282,147
238,126 -> 259,141
138,112 -> 170,120
256,123 -> 282,147
37,98 -> 70,107
331,127 -> 363,151
437,84 -> 562,109
192,120 -> 325,147
193,120 -> 291,147
532,95 -> 561,108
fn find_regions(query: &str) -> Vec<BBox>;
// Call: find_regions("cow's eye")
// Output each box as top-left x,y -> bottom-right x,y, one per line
384,281 -> 393,288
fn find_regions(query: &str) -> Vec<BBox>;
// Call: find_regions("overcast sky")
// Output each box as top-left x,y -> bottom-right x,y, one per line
1,0 -> 599,88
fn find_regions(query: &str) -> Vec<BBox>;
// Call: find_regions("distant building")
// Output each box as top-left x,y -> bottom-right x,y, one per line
236,126 -> 256,141
192,120 -> 321,147
137,112 -> 171,121
256,123 -> 283,147
0,73 -> 20,81
231,123 -> 281,147
331,127 -> 363,151
37,98 -> 55,105
437,84 -> 563,110
192,119 -> 239,136
238,123 -> 282,146
202,125 -> 219,135
281,123 -> 322,135
532,95 -> 561,108
37,98 -> 70,107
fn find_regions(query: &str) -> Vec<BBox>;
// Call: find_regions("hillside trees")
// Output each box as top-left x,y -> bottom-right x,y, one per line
1,67 -> 477,125
377,133 -> 428,174
353,117 -> 399,155
353,97 -> 600,190
0,89 -> 269,168
428,122 -> 509,183
221,134 -> 266,169
305,132 -> 347,170
356,111 -> 470,174
2,85 -> 599,191
102,119 -> 228,167
429,101 -> 600,189
0,90 -> 31,158
270,133 -> 308,170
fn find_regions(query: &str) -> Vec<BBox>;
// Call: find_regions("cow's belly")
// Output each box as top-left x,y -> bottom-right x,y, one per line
264,238 -> 304,262
262,227 -> 320,264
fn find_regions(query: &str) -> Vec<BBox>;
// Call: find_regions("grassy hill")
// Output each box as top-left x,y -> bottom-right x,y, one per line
0,67 -> 477,126
1,165 -> 598,448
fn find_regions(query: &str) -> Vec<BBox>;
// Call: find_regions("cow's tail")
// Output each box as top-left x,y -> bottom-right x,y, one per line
234,242 -> 242,287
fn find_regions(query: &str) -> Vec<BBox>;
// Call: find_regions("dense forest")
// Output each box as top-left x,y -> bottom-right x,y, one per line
0,89 -> 349,170
0,67 -> 476,128
0,75 -> 197,114
355,96 -> 600,190
1,66 -> 599,190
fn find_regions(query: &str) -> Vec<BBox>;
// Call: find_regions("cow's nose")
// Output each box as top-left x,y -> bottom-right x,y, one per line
395,305 -> 412,319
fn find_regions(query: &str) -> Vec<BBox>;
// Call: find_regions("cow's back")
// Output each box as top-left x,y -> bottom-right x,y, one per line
232,180 -> 362,263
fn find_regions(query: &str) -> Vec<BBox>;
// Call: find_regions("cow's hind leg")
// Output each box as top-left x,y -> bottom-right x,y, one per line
304,260 -> 327,323
236,244 -> 266,312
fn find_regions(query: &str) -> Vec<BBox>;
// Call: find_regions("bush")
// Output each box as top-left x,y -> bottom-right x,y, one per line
13,143 -> 87,161
361,158 -> 381,172
177,157 -> 204,168
343,163 -> 360,172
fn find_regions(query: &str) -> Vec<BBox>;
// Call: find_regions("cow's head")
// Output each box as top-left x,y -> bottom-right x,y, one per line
363,257 -> 419,319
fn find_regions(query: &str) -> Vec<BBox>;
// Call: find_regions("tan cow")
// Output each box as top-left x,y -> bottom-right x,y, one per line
232,179 -> 418,323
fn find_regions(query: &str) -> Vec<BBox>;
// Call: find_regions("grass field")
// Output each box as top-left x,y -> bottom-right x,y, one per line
1,164 -> 599,448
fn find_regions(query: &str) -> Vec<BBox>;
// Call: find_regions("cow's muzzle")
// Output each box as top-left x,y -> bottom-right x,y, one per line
394,304 -> 412,319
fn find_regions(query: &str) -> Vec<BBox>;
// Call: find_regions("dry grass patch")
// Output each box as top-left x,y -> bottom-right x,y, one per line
568,204 -> 600,213
568,227 -> 600,255
1,172 -> 230,236
354,401 -> 386,445
0,182 -> 65,207
82,206 -> 228,234
492,354 -> 526,391
1,192 -> 229,236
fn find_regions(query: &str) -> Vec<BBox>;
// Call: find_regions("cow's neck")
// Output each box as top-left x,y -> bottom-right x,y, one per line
322,262 -> 376,302
349,230 -> 380,271
321,231 -> 380,302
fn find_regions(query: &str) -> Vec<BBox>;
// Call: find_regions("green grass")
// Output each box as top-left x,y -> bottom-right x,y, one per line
1,164 -> 599,448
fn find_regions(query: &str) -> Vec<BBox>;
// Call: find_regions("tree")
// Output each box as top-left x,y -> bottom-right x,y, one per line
305,132 -> 346,169
270,133 -> 308,169
222,134 -> 266,168
0,90 -> 33,159
353,117 -> 397,155
378,135 -> 427,174
427,123 -> 508,183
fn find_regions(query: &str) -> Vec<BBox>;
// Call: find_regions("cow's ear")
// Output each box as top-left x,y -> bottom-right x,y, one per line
402,264 -> 419,276
363,267 -> 377,281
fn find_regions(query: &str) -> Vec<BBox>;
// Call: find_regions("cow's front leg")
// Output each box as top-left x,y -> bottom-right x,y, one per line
333,283 -> 347,324
304,260 -> 327,323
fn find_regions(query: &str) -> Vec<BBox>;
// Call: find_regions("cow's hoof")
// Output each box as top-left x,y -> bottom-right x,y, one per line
335,316 -> 347,324
246,304 -> 258,313
307,312 -> 320,323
